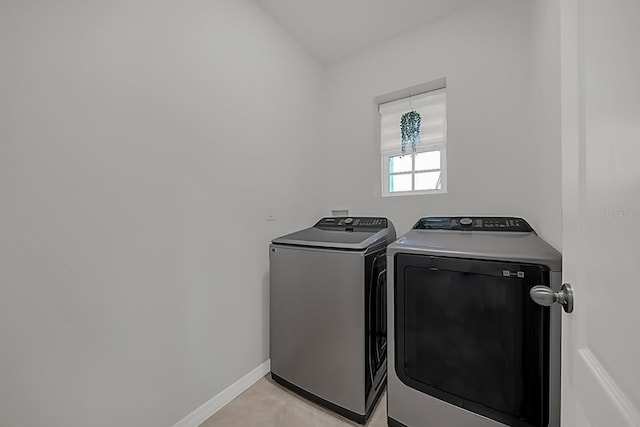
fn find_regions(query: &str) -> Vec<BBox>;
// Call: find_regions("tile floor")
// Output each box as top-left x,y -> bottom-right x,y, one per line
201,375 -> 387,427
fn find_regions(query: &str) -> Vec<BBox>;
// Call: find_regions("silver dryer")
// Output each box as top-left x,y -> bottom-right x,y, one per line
387,216 -> 562,427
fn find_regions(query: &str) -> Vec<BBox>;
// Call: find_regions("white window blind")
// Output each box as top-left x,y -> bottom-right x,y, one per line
379,87 -> 447,196
379,88 -> 447,152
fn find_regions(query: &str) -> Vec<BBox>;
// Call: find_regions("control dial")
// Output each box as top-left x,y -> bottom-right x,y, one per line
344,218 -> 354,225
459,217 -> 473,228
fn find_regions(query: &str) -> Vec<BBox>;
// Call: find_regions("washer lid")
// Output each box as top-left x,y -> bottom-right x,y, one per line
272,217 -> 393,250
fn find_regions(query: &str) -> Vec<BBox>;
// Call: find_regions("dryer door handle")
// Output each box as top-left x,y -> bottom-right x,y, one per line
530,283 -> 574,313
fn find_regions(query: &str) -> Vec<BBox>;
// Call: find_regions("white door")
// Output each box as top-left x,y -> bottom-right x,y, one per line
560,0 -> 640,425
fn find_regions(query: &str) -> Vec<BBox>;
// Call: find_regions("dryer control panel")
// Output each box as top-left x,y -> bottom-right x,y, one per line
414,216 -> 533,232
315,217 -> 388,231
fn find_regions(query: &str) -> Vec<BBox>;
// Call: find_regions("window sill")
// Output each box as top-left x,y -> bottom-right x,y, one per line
382,188 -> 448,197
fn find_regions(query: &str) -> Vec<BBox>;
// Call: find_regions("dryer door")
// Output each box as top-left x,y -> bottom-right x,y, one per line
394,254 -> 550,427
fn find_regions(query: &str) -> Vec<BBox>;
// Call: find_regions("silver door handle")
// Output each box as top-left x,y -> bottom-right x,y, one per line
530,283 -> 574,313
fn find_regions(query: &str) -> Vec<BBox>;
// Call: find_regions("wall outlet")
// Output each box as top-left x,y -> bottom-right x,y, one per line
266,206 -> 276,222
331,209 -> 349,217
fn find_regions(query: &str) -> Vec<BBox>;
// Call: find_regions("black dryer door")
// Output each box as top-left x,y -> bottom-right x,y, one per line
394,254 -> 550,427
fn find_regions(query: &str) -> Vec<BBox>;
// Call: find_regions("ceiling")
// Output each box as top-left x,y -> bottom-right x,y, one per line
253,0 -> 478,64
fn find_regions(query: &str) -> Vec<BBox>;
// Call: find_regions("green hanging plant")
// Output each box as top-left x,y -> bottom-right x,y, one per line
400,110 -> 422,155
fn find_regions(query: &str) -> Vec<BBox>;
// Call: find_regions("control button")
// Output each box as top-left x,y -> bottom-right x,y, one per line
460,217 -> 473,227
344,218 -> 354,225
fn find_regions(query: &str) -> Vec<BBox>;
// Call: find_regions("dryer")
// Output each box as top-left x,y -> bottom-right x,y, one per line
270,216 -> 396,424
387,217 -> 562,427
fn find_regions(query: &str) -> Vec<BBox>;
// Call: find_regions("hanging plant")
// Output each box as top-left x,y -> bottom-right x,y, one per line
400,110 -> 422,155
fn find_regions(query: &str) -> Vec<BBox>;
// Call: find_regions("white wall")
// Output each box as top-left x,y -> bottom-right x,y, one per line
529,0 -> 562,250
322,0 -> 562,249
0,1 -> 325,426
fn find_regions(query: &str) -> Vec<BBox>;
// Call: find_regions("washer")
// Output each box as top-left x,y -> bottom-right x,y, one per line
387,217 -> 562,427
270,216 -> 396,424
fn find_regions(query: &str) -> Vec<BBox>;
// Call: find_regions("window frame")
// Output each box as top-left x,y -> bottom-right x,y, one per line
381,143 -> 448,197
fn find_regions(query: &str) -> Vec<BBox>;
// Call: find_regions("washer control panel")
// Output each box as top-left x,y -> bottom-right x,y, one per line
315,217 -> 388,231
414,216 -> 533,232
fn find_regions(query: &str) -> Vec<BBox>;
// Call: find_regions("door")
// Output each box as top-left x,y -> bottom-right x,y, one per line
561,0 -> 640,425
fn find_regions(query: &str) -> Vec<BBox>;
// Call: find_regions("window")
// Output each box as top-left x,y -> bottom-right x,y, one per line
379,88 -> 447,196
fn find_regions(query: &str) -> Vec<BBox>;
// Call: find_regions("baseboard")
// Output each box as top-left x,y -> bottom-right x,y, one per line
173,359 -> 271,427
